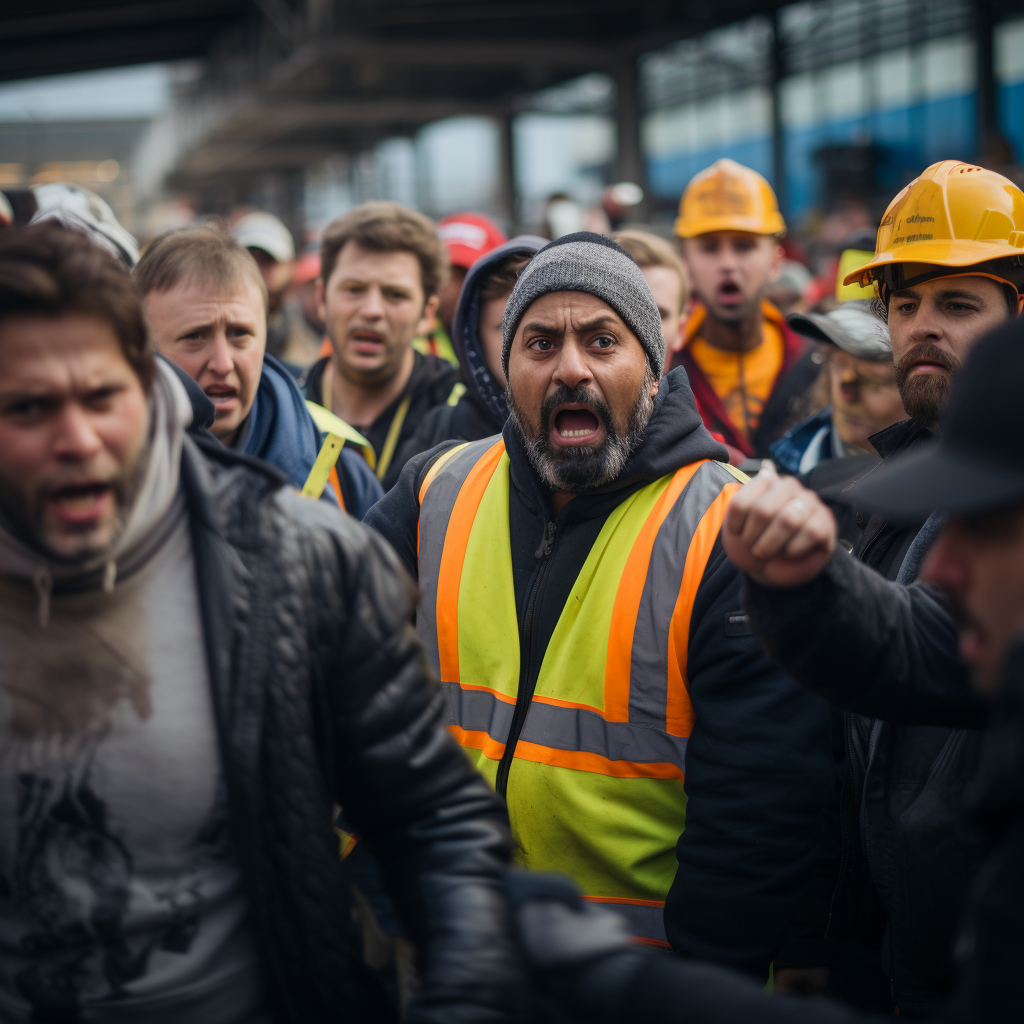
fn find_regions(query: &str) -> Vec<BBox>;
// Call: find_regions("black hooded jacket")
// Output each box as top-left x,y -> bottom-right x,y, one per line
390,236 -> 548,477
517,647 -> 1022,1024
366,367 -> 834,980
743,418 -> 987,1015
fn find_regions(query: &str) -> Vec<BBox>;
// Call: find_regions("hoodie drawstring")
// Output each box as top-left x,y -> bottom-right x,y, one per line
32,564 -> 53,628
103,560 -> 117,594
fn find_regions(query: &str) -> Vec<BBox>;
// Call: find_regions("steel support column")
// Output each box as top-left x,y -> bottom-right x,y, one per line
614,58 -> 650,218
497,112 -> 519,233
975,0 -> 997,160
769,7 -> 787,219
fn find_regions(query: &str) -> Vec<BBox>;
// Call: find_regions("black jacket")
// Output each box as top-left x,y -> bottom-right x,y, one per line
395,388 -> 497,469
366,367 -> 834,981
302,350 -> 459,490
519,647 -> 1023,1024
743,418 -> 988,1014
176,432 -> 519,1024
390,236 -> 547,478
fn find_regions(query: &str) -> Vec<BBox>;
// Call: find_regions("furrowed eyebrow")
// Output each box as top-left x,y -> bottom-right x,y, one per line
522,315 -> 620,335
177,321 -> 214,335
521,320 -> 563,336
574,315 -> 620,332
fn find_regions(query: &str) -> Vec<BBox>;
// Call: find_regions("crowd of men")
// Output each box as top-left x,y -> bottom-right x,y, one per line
0,154 -> 1021,1023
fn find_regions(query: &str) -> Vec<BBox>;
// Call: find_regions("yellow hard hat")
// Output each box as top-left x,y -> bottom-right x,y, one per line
844,160 -> 1024,291
674,159 -> 786,239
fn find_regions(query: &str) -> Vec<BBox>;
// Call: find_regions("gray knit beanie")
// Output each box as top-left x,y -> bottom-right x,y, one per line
501,232 -> 667,379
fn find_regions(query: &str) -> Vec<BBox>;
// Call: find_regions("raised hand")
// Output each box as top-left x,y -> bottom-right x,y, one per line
722,461 -> 836,588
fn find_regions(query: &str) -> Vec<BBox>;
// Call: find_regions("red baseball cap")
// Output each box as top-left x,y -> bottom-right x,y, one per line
293,250 -> 321,286
437,212 -> 507,270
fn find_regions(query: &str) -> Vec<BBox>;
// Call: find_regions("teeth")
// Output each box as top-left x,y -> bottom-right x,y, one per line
55,492 -> 101,510
558,429 -> 594,438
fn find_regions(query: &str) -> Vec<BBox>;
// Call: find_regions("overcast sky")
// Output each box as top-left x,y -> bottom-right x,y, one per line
0,64 -> 171,121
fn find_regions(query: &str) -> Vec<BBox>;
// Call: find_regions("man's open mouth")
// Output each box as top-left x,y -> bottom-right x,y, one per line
350,331 -> 386,352
552,406 -> 601,442
204,384 -> 238,409
716,281 -> 743,305
47,482 -> 113,523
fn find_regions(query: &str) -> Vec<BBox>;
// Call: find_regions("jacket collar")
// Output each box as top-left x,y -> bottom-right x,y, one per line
868,418 -> 936,460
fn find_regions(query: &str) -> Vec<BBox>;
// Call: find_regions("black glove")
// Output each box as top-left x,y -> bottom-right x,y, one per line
504,871 -> 651,1024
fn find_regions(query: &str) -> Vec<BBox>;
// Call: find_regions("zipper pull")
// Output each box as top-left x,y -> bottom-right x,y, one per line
535,521 -> 555,559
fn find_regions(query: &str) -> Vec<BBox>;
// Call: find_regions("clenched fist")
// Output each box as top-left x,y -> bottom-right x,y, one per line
722,461 -> 837,588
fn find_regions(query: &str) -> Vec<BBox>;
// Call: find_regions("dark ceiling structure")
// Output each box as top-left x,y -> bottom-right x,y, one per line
2,1 -> 1012,221
0,2 -> 785,85
0,1 -> 790,200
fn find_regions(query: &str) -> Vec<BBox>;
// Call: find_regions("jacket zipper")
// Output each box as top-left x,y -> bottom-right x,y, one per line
495,520 -> 555,800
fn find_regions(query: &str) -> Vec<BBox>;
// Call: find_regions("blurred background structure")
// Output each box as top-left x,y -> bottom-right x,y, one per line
1,0 -> 1022,248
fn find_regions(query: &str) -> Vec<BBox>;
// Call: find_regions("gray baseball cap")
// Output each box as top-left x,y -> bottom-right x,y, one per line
788,300 -> 891,361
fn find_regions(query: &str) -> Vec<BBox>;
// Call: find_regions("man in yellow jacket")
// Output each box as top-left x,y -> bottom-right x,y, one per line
366,231 -> 833,980
671,159 -> 815,458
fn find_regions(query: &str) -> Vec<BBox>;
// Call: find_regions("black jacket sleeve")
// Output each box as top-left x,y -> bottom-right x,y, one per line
316,505 -> 522,1024
363,441 -> 462,581
665,539 -> 834,980
742,548 -> 988,728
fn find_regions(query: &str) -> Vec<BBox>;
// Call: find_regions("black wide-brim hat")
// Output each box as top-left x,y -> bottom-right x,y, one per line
852,316 -> 1024,523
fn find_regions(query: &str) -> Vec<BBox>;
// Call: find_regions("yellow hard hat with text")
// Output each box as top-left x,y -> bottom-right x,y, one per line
844,160 -> 1024,288
675,159 -> 786,238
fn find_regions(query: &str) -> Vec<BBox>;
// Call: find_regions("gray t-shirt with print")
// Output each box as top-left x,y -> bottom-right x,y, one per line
0,495 -> 271,1023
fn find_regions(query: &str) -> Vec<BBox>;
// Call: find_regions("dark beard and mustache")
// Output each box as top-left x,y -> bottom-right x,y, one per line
507,375 -> 656,494
893,343 -> 961,427
0,460 -> 146,565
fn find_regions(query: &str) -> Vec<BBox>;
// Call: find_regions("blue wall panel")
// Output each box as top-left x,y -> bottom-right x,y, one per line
647,91 -> 980,223
647,138 -> 773,204
999,80 -> 1024,163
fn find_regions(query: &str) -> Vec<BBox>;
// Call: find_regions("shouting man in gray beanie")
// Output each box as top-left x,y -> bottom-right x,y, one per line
366,231 -> 833,977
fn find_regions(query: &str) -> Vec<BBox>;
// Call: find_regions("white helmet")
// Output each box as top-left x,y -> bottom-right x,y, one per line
30,182 -> 139,267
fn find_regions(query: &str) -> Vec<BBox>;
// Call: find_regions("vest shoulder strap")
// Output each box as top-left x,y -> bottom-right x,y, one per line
418,442 -> 471,504
716,460 -> 750,484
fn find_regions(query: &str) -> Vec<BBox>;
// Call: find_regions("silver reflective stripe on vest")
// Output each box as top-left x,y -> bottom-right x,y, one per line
416,437 -> 501,679
587,899 -> 667,944
447,683 -> 689,766
628,462 -> 734,729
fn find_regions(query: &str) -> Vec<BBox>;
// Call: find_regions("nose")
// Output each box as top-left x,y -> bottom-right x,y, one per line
207,332 -> 235,376
907,302 -> 945,345
359,285 -> 386,320
921,525 -> 970,595
52,402 -> 104,461
836,364 -> 860,401
552,339 -> 593,390
717,242 -> 741,273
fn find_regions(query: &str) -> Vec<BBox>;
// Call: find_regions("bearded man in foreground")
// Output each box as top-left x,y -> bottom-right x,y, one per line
366,231 -> 833,977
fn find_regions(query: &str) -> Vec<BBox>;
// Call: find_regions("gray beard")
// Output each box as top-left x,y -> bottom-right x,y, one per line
507,372 -> 656,494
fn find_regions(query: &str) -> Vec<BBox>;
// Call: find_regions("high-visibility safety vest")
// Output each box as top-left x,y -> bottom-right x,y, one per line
416,436 -> 743,947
